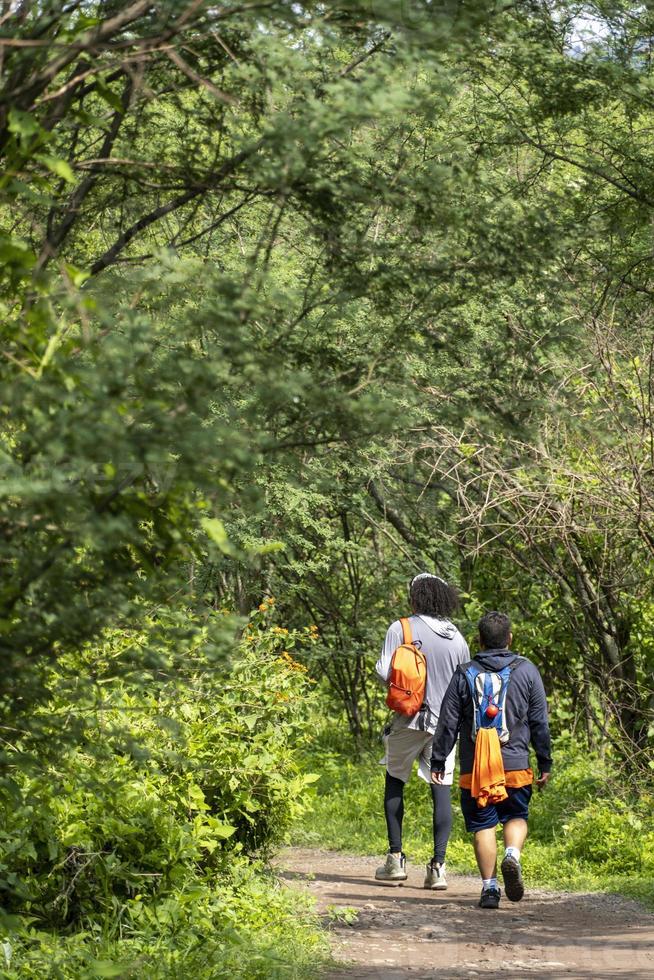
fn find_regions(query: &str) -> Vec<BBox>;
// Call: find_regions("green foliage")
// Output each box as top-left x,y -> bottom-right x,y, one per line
2,867 -> 327,980
7,0 -> 652,763
563,800 -> 644,874
0,611 -> 325,976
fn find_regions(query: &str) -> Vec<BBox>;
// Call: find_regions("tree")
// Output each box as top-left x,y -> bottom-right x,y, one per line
2,0 -> 540,721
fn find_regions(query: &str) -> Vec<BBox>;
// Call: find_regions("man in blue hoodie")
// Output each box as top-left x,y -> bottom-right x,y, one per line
431,611 -> 552,909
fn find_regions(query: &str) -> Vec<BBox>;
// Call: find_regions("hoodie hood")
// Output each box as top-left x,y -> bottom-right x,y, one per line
417,615 -> 457,639
474,649 -> 519,670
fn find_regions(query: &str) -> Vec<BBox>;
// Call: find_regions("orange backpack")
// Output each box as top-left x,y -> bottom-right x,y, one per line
386,617 -> 427,716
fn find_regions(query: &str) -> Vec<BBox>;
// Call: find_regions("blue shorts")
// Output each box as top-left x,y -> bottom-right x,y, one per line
460,785 -> 532,833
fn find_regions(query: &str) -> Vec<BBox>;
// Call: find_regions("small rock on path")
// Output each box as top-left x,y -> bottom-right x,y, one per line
276,847 -> 654,980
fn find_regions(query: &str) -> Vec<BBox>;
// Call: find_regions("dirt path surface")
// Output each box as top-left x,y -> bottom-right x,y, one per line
277,848 -> 654,980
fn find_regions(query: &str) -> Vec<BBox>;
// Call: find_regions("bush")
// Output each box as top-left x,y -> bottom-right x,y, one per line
0,605 -> 326,976
526,746 -> 608,843
562,800 -> 644,872
1,861 -> 328,979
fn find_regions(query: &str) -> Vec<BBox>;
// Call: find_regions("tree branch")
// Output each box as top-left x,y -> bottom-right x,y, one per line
88,144 -> 258,276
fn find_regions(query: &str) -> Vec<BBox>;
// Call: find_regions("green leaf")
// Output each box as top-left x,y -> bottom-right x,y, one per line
96,82 -> 125,113
71,13 -> 102,32
188,783 -> 207,810
7,109 -> 41,141
209,819 -> 236,839
459,442 -> 478,458
201,517 -> 235,555
65,263 -> 90,287
253,540 -> 286,555
90,961 -> 128,978
37,155 -> 75,183
0,234 -> 35,269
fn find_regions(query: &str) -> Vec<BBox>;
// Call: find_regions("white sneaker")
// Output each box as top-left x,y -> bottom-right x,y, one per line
375,851 -> 407,882
424,861 -> 448,890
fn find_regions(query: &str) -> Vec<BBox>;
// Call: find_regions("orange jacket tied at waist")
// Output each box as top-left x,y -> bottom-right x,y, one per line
468,727 -> 507,808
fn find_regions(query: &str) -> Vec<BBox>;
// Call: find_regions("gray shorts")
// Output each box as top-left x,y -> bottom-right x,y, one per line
379,717 -> 456,785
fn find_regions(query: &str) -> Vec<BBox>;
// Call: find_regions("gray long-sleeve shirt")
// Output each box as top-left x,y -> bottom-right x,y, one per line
376,615 -> 470,734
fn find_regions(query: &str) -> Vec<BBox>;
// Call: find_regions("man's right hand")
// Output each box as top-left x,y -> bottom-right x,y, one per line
535,771 -> 550,791
431,771 -> 444,785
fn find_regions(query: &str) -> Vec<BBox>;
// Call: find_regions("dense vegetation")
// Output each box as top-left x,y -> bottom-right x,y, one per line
1,0 -> 654,975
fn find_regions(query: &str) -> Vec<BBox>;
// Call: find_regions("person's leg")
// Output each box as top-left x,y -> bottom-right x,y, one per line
503,817 -> 528,856
499,794 -> 531,902
475,828 -> 502,908
384,772 -> 405,853
423,783 -> 453,889
379,724 -> 416,856
430,783 -> 453,864
473,828 -> 498,880
376,725 -> 421,881
375,771 -> 409,881
460,789 -> 501,907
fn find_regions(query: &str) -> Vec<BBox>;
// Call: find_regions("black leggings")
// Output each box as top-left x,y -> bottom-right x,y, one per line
384,772 -> 453,864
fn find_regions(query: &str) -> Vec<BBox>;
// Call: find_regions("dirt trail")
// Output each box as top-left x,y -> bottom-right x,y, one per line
277,848 -> 654,980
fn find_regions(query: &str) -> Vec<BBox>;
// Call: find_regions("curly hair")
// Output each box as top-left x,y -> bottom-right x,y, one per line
409,575 -> 460,618
478,610 -> 511,649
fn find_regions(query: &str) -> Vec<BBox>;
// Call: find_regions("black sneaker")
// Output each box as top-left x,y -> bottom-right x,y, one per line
479,886 -> 501,909
501,855 -> 525,902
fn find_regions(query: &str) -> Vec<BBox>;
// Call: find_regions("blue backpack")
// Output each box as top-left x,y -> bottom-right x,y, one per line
464,658 -> 527,746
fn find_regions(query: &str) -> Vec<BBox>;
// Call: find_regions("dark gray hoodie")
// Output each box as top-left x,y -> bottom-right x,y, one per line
430,649 -> 552,775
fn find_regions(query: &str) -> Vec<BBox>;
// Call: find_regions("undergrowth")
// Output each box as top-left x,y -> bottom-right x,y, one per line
1,864 -> 327,979
0,604 -> 329,978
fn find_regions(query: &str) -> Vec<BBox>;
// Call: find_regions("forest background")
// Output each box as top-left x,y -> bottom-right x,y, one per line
2,0 -> 654,976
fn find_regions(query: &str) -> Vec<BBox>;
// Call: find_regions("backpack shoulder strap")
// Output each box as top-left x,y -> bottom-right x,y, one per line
462,661 -> 482,700
400,617 -> 412,645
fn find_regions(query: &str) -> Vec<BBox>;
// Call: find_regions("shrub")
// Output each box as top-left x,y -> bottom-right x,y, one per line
1,863 -> 328,979
562,800 -> 644,872
0,606 -> 325,976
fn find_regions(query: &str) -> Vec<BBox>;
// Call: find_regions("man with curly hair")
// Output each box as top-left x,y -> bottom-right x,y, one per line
375,572 -> 470,889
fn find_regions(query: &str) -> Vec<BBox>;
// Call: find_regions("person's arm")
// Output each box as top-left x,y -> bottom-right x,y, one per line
528,666 -> 552,789
430,670 -> 464,782
375,621 -> 403,684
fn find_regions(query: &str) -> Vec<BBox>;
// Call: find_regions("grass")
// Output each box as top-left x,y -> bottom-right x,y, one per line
0,865 -> 331,980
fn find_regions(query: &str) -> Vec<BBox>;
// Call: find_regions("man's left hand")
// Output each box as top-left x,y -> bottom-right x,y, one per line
431,771 -> 444,785
535,771 -> 551,791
